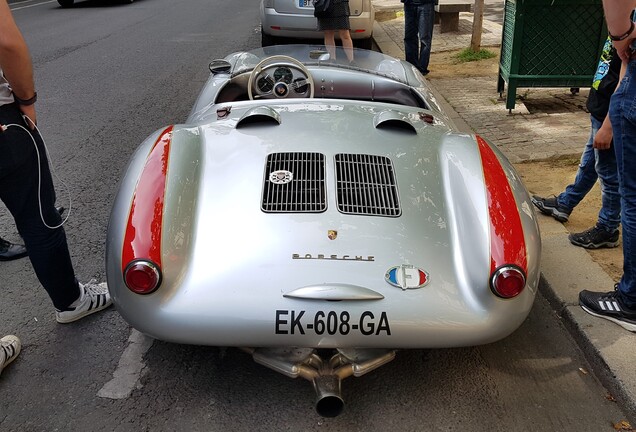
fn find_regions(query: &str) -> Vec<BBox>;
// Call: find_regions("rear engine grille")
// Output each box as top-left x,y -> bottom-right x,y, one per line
262,152 -> 326,213
335,154 -> 401,217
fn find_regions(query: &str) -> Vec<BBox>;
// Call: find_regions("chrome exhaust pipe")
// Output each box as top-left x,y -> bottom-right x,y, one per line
313,375 -> 344,418
243,347 -> 396,417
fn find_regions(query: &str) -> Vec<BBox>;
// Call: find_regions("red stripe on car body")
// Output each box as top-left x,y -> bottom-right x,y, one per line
476,135 -> 528,275
122,126 -> 174,272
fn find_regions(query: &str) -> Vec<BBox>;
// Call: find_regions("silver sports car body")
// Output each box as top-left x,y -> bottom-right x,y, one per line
107,45 -> 541,417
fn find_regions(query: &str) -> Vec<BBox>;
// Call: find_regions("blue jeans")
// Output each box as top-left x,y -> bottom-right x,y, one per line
609,59 -> 636,308
0,103 -> 80,310
403,3 -> 435,73
558,115 -> 621,232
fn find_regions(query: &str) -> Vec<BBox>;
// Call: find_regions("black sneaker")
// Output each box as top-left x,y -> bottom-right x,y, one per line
579,288 -> 636,332
531,195 -> 571,222
569,225 -> 620,249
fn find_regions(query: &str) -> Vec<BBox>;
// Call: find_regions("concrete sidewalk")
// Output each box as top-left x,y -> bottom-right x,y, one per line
370,0 -> 636,417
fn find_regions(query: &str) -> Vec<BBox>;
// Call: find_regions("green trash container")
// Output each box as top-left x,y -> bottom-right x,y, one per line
497,0 -> 607,111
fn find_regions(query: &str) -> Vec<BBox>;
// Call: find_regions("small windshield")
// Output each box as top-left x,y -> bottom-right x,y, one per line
229,44 -> 409,84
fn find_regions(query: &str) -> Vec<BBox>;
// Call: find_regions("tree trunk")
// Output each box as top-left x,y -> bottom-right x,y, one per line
471,0 -> 485,51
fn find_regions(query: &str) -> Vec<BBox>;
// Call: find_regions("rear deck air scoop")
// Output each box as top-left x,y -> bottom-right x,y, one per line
284,284 -> 384,301
373,110 -> 417,134
236,106 -> 281,128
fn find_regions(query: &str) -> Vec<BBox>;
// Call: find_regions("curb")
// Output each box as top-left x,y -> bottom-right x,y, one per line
372,21 -> 403,60
537,217 -> 636,416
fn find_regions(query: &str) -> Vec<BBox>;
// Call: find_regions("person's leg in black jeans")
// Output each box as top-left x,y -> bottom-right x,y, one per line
416,2 -> 435,74
0,103 -> 80,310
403,3 -> 419,69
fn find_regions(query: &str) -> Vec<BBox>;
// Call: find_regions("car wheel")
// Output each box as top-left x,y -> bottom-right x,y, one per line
57,0 -> 74,6
261,29 -> 278,47
354,37 -> 373,50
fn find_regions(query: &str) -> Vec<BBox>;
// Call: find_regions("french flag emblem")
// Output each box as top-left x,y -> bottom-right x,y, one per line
385,265 -> 430,290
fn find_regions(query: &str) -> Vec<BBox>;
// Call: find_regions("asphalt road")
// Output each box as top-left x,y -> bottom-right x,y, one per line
0,0 -> 634,430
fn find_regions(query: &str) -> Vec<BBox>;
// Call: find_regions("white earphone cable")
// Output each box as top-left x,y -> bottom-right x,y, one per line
2,115 -> 71,229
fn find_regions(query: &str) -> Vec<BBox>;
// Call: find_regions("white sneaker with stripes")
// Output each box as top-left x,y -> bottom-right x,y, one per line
55,281 -> 113,324
579,288 -> 636,332
0,335 -> 21,376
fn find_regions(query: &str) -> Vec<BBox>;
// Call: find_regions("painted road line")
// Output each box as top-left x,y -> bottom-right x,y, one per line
97,329 -> 154,400
11,0 -> 56,11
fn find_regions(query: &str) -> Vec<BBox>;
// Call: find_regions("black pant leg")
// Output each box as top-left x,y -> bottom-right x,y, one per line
0,103 -> 80,310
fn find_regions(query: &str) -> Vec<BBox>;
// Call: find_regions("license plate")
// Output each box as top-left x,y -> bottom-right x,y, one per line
299,0 -> 312,7
275,310 -> 392,336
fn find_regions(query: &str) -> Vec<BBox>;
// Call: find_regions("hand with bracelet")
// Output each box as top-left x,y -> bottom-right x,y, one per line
13,91 -> 36,129
607,9 -> 636,62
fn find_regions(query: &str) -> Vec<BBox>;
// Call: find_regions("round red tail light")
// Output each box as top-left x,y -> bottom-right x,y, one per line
124,260 -> 162,295
490,266 -> 526,299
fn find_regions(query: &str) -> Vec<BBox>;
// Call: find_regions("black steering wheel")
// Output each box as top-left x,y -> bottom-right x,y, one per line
247,55 -> 315,100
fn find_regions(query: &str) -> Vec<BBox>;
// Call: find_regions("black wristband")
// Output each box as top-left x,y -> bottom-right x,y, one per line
610,20 -> 634,41
13,92 -> 37,106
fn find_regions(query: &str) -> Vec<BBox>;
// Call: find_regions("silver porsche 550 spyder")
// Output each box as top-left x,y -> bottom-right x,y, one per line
106,45 -> 541,417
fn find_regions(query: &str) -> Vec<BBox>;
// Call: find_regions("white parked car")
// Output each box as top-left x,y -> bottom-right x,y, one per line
260,0 -> 375,49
